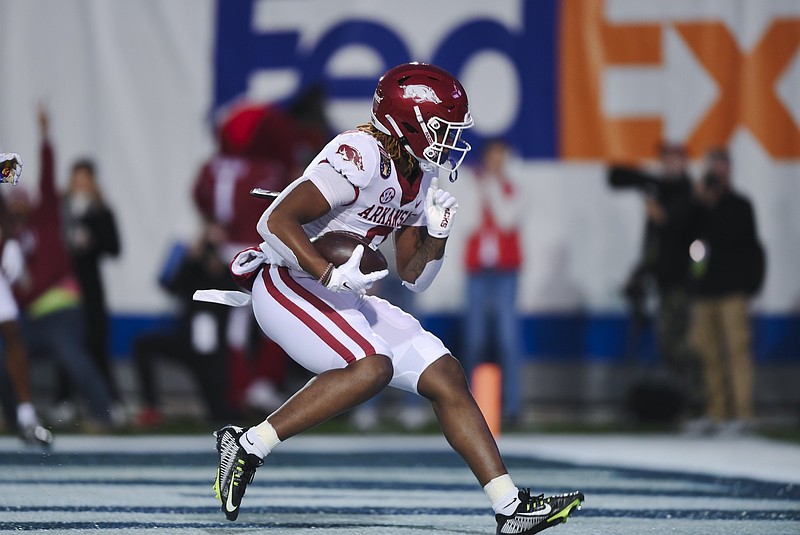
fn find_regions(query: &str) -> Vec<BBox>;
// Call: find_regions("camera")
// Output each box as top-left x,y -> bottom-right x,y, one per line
608,166 -> 661,197
607,165 -> 689,199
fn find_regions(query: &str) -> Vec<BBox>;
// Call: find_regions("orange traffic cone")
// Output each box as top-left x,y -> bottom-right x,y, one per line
472,363 -> 502,438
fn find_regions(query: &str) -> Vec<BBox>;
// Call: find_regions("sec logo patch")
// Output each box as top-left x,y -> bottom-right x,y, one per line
380,187 -> 396,204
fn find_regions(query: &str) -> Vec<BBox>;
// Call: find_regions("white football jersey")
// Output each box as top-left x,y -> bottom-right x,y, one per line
259,130 -> 435,267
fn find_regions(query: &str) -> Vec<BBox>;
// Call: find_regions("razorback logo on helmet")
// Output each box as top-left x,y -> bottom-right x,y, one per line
402,84 -> 442,104
336,144 -> 364,171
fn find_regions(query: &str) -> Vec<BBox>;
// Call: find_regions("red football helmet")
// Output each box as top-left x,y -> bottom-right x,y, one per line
371,63 -> 473,175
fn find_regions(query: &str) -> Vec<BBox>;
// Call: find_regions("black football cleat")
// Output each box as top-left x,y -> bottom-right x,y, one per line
496,489 -> 584,534
213,425 -> 263,521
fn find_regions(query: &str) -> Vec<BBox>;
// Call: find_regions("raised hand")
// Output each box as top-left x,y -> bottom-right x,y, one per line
425,176 -> 458,238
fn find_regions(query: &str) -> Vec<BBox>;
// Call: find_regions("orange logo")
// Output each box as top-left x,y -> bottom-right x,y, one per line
560,0 -> 800,161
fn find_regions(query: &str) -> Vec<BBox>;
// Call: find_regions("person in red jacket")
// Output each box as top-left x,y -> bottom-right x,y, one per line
193,101 -> 299,413
7,107 -> 111,429
462,138 -> 524,425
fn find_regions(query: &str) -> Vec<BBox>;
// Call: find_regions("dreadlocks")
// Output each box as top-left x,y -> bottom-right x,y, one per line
356,123 -> 418,178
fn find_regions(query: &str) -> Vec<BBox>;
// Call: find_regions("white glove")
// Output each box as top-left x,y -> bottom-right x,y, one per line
0,153 -> 22,185
426,176 -> 458,238
325,245 -> 388,294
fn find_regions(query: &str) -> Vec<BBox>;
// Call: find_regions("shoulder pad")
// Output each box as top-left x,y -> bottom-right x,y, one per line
323,131 -> 379,189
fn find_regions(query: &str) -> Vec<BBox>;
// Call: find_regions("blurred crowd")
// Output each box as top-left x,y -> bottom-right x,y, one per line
0,90 -> 768,446
0,88 -> 334,444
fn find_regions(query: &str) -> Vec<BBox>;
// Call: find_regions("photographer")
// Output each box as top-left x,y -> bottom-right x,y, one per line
688,148 -> 764,435
609,144 -> 700,421
132,223 -> 237,427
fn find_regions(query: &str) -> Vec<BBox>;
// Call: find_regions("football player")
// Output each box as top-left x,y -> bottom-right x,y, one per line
0,153 -> 53,446
211,63 -> 584,534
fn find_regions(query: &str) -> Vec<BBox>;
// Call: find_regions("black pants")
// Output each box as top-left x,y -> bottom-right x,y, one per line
132,330 -> 232,422
55,306 -> 121,403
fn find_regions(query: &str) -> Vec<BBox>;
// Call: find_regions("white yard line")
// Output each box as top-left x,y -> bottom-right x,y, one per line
2,433 -> 799,485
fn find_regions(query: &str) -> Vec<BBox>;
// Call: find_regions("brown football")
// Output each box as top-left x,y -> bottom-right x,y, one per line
312,231 -> 388,274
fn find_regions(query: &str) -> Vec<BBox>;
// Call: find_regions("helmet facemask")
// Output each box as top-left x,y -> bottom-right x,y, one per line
419,109 -> 473,179
374,105 -> 473,181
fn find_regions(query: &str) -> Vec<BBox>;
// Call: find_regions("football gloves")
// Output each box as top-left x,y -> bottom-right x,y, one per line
425,176 -> 458,238
326,244 -> 388,294
0,153 -> 22,185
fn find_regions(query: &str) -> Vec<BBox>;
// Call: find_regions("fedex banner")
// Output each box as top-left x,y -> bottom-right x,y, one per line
0,0 -> 799,359
215,0 -> 800,161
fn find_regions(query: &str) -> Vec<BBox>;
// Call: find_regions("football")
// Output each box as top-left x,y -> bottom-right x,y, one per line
312,231 -> 388,274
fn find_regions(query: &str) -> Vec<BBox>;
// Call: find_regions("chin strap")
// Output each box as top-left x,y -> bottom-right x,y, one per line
447,159 -> 459,182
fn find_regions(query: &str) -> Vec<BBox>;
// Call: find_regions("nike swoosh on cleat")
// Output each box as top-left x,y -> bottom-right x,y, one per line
225,475 -> 237,514
516,503 -> 552,517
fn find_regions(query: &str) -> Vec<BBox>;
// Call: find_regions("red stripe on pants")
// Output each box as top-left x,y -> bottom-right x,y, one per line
262,267 -> 356,364
277,267 -> 377,357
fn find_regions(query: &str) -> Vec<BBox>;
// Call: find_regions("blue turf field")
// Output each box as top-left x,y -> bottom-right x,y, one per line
1,434 -> 798,534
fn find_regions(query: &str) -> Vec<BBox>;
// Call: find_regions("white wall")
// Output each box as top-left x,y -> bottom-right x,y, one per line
0,0 -> 797,317
0,0 -> 216,312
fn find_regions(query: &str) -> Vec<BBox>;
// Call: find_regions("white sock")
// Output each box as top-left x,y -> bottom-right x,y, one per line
16,402 -> 38,429
239,420 -> 281,459
484,474 -> 520,516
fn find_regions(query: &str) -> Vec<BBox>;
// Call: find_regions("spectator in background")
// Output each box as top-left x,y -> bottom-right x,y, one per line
688,148 -> 764,435
193,101 -> 294,415
57,158 -> 123,423
0,155 -> 53,445
8,107 -> 111,430
640,145 -> 697,369
193,87 -> 331,415
133,223 -> 236,427
461,139 -> 524,425
615,144 -> 701,420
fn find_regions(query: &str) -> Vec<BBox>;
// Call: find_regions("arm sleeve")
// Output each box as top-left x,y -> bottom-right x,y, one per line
401,257 -> 444,293
307,163 -> 358,208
